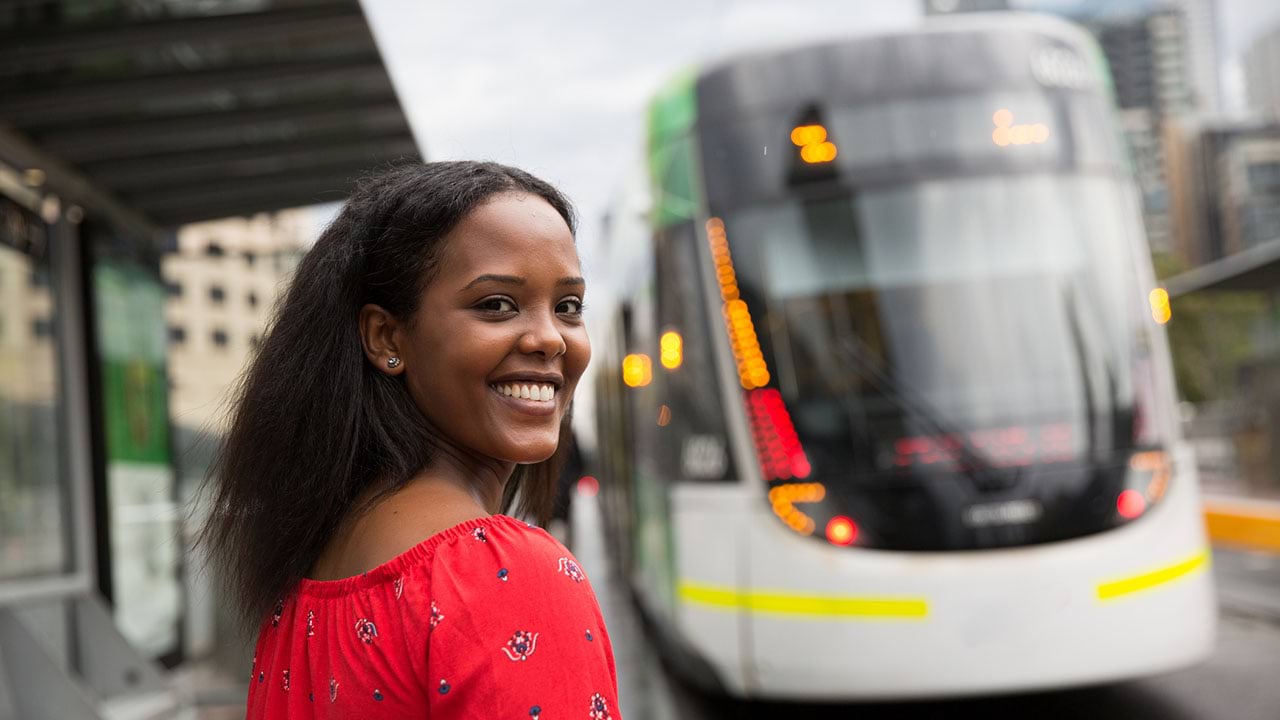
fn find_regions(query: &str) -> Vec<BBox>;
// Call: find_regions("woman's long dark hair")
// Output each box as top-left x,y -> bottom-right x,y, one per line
198,161 -> 578,626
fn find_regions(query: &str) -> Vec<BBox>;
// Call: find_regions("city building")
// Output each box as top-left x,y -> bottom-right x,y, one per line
1169,121 -> 1280,266
922,0 -> 1010,13
1244,25 -> 1280,119
1180,0 -> 1222,115
163,209 -> 312,436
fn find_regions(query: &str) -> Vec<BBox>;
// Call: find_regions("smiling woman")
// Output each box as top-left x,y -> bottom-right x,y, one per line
198,161 -> 619,719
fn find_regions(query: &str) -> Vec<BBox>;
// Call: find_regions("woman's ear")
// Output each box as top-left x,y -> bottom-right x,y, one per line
359,304 -> 405,376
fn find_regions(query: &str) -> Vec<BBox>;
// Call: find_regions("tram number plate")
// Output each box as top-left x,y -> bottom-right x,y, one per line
682,435 -> 728,480
962,498 -> 1044,528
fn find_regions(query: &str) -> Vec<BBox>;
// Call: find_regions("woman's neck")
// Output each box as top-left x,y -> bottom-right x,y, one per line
414,445 -> 515,515
307,457 -> 514,581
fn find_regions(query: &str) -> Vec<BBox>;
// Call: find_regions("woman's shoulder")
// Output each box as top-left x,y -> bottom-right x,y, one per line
294,514 -> 527,599
430,515 -> 583,578
424,514 -> 598,607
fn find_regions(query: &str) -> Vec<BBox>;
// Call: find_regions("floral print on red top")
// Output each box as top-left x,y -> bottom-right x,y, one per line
243,515 -> 620,719
589,692 -> 613,720
354,618 -> 378,644
502,630 -> 540,661
558,556 -> 585,583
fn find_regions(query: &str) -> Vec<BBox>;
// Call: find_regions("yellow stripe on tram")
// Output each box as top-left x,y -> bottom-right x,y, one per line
678,582 -> 929,620
1095,548 -> 1211,601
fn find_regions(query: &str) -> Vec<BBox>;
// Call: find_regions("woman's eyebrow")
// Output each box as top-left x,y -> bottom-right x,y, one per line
461,274 -> 524,291
460,274 -> 585,291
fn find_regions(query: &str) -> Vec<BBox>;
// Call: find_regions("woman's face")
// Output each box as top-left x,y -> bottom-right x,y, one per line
395,191 -> 589,465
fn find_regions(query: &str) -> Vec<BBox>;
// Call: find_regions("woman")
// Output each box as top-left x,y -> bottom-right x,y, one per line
201,161 -> 621,718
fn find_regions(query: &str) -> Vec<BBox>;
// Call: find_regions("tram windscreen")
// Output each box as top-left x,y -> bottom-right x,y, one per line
725,173 -> 1166,482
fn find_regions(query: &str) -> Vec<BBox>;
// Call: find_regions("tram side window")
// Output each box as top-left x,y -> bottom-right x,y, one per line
653,223 -> 735,483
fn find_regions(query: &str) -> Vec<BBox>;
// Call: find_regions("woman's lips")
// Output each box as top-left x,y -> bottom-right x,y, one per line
488,383 -> 557,416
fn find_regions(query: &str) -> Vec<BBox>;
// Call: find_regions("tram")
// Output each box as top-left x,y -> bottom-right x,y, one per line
589,13 -> 1215,700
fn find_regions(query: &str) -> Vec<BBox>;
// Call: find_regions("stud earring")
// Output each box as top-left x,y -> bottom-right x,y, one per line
386,357 -> 401,369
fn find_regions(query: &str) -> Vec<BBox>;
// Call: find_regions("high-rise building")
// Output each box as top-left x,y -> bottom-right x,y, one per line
1244,25 -> 1280,120
1093,8 -> 1195,115
1168,121 -> 1280,265
163,209 -> 312,435
1093,6 -> 1197,253
1179,0 -> 1221,115
922,0 -> 1010,14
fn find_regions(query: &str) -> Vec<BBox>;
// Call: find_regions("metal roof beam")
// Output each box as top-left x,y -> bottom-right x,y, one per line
129,169 -> 376,215
1165,238 -> 1280,297
39,102 -> 408,164
0,53 -> 386,124
90,138 -> 420,193
140,175 -> 381,227
0,2 -> 366,68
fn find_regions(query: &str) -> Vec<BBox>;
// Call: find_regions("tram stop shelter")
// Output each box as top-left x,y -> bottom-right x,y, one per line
0,2 -> 419,718
1165,240 -> 1280,493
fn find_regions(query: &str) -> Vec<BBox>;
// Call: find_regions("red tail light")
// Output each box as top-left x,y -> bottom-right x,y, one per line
826,516 -> 858,546
1117,489 -> 1145,519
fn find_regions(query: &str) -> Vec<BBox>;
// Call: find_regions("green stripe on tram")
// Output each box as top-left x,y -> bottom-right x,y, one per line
646,68 -> 701,229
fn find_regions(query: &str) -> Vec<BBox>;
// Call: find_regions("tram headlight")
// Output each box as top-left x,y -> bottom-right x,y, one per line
622,354 -> 652,388
1149,288 -> 1172,325
660,331 -> 683,370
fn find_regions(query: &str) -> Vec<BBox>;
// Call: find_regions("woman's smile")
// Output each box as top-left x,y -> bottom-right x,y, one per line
488,376 -> 562,416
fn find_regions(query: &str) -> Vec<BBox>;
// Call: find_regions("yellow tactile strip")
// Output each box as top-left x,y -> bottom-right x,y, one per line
1204,498 -> 1280,554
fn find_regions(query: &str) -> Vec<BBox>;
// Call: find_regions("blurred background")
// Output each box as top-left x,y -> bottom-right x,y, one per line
1,1 -> 1279,718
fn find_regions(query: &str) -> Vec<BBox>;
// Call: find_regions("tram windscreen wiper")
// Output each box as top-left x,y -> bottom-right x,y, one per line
829,331 -> 1008,490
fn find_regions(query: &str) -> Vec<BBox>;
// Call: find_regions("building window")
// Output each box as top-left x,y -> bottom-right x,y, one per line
243,251 -> 256,266
32,317 -> 52,338
165,280 -> 183,297
247,291 -> 258,308
206,241 -> 225,257
209,285 -> 225,303
212,329 -> 228,348
169,326 -> 186,344
1247,162 -> 1280,193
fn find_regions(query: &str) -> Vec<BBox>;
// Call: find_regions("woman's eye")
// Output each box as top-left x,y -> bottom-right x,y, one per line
557,298 -> 584,316
477,297 -> 517,313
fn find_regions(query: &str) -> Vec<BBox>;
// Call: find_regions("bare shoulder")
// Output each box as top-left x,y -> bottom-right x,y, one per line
309,486 -> 488,581
360,493 -> 487,562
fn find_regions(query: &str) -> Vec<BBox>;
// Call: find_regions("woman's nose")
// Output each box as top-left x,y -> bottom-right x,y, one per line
517,308 -> 567,358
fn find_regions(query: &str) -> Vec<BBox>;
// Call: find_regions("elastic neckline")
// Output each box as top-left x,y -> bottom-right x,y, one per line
294,514 -> 522,598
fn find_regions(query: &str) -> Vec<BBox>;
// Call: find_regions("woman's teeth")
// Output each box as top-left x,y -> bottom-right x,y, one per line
492,383 -> 556,402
